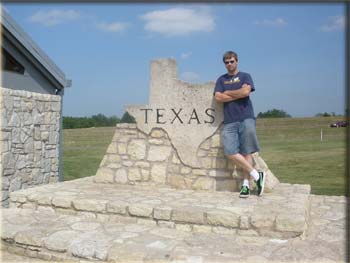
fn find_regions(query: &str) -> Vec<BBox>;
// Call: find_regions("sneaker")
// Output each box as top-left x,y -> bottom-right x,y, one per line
239,185 -> 250,198
255,171 -> 265,196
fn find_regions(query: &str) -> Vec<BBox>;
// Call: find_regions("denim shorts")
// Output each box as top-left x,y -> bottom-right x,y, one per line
221,118 -> 260,156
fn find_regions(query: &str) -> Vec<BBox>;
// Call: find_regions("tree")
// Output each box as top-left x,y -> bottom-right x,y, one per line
109,116 -> 121,126
315,112 -> 336,117
120,112 -> 136,123
63,114 -> 121,129
92,114 -> 108,127
257,109 -> 292,118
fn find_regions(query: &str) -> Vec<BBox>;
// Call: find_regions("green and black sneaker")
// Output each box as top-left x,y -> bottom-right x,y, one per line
255,171 -> 265,196
239,185 -> 250,198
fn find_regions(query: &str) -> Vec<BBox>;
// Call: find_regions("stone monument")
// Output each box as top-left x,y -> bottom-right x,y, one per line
95,58 -> 279,192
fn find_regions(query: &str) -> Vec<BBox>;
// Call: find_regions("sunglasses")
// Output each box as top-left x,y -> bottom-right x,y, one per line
224,60 -> 236,65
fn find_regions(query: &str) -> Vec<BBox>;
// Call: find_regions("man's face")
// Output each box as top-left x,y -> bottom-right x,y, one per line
224,57 -> 237,73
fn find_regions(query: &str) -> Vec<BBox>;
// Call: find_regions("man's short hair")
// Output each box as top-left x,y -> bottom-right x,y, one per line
223,51 -> 238,63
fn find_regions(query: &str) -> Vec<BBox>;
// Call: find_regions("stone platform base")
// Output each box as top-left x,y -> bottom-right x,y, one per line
9,176 -> 310,238
1,195 -> 346,262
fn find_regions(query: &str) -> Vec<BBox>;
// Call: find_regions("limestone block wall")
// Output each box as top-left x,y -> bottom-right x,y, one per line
95,124 -> 279,192
1,87 -> 61,207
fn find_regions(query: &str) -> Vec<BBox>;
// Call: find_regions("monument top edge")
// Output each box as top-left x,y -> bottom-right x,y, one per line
150,58 -> 176,63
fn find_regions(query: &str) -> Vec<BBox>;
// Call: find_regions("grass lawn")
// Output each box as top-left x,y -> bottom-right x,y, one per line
256,117 -> 346,195
62,127 -> 116,181
62,117 -> 347,195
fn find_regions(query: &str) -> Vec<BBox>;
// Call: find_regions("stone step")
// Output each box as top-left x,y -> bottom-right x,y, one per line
1,194 -> 346,262
9,177 -> 311,239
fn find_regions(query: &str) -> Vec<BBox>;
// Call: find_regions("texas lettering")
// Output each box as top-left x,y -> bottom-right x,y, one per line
140,108 -> 216,124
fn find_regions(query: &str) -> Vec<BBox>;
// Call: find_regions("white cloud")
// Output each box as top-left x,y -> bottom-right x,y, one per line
320,15 -> 345,32
254,18 -> 287,27
96,22 -> 129,33
29,9 -> 80,27
140,7 -> 215,37
181,71 -> 200,82
28,9 -> 130,34
181,52 -> 192,59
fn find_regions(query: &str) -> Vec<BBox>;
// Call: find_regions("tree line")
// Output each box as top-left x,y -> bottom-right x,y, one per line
63,112 -> 135,129
257,109 -> 343,118
314,112 -> 342,117
257,109 -> 291,118
63,109 -> 343,129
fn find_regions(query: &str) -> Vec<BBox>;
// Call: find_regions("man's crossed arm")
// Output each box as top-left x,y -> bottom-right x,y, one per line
214,84 -> 252,103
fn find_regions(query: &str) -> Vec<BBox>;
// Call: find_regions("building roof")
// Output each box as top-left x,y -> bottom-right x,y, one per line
1,8 -> 71,89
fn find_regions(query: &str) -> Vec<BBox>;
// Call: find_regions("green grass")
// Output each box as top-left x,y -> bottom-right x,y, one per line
62,127 -> 115,181
256,117 -> 346,195
62,117 -> 347,195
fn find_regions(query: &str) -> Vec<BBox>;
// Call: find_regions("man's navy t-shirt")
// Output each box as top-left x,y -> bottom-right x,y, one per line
214,71 -> 255,124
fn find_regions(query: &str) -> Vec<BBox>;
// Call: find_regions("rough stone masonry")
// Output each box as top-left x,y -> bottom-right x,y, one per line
95,59 -> 280,192
1,87 -> 61,207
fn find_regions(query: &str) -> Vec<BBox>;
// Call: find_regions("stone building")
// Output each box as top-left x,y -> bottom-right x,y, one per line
1,9 -> 71,207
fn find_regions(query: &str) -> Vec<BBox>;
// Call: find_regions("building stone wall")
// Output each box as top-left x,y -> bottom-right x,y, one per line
1,87 -> 61,207
94,123 -> 279,192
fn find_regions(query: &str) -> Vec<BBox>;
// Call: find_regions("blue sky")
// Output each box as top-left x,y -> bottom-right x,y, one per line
3,3 -> 346,118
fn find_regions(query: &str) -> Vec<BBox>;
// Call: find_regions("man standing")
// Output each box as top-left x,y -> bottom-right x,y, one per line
214,51 -> 265,198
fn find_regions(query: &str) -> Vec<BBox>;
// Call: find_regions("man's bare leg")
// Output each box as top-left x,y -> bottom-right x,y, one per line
228,153 -> 265,196
227,153 -> 254,175
229,153 -> 255,197
227,153 -> 260,184
243,154 -> 253,187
